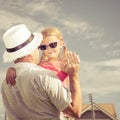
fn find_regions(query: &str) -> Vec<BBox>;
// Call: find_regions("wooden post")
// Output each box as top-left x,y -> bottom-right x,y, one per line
89,94 -> 95,120
4,112 -> 7,120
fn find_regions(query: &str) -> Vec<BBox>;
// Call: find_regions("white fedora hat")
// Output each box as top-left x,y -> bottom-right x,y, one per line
3,24 -> 43,62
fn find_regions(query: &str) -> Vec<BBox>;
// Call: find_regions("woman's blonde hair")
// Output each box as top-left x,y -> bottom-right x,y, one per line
40,27 -> 68,62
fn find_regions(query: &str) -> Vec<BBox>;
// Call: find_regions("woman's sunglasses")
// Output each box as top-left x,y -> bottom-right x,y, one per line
38,42 -> 57,50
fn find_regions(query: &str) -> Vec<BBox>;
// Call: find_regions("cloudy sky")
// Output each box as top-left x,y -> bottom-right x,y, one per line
0,0 -> 120,119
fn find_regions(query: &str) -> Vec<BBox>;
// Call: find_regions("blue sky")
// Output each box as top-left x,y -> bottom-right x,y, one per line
0,0 -> 120,119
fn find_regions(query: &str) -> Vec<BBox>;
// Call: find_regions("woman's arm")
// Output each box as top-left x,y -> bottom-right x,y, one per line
61,51 -> 82,118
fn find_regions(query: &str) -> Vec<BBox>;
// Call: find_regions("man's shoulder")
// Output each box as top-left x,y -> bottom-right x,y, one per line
15,62 -> 58,80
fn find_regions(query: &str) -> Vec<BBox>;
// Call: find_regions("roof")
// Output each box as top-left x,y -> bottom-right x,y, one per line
82,103 -> 119,120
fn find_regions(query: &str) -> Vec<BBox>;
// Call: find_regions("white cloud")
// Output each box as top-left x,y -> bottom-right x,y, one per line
60,19 -> 89,33
26,0 -> 62,19
97,59 -> 120,67
101,43 -> 111,49
0,10 -> 43,32
112,41 -> 120,47
107,49 -> 120,57
80,59 -> 120,95
55,17 -> 104,46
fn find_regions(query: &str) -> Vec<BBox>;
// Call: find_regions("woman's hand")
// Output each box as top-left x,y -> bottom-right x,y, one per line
6,67 -> 16,86
61,51 -> 80,75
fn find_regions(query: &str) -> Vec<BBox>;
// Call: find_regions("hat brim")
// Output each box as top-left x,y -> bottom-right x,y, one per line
3,32 -> 43,63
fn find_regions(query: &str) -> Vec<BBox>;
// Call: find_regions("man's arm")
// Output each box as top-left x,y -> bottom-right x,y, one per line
63,71 -> 82,118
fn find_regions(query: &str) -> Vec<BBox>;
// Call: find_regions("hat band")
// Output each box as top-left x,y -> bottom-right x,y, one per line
6,34 -> 34,52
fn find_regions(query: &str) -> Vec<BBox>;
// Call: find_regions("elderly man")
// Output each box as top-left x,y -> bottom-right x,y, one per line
1,24 -> 82,120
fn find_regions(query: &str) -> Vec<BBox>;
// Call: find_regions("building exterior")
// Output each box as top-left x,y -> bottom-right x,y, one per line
65,94 -> 119,120
78,103 -> 119,120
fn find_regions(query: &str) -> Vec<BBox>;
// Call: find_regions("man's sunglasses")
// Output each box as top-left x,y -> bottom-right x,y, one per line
38,42 -> 57,50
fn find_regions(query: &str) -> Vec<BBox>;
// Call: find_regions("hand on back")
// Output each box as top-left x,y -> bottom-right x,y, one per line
6,67 -> 16,86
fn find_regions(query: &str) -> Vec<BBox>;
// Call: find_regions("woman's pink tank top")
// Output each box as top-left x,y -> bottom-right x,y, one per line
39,61 -> 69,87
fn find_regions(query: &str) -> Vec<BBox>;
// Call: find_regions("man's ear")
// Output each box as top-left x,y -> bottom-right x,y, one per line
28,52 -> 33,57
29,49 -> 37,57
